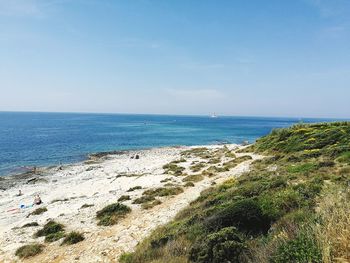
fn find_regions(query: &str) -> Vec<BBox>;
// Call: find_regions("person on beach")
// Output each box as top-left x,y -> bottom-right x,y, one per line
33,195 -> 42,205
17,190 -> 23,196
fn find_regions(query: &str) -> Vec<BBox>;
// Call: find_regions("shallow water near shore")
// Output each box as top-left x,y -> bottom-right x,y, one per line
0,112 -> 338,176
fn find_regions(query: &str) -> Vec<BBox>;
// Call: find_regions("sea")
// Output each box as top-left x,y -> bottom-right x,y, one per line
0,112 -> 342,176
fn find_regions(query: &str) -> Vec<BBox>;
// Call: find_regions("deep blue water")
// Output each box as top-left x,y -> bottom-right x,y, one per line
0,112 -> 340,176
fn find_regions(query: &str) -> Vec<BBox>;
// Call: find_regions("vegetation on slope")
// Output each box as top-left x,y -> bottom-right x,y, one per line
120,122 -> 350,263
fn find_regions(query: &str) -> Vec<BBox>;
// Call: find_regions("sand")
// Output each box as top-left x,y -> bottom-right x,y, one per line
0,144 -> 262,263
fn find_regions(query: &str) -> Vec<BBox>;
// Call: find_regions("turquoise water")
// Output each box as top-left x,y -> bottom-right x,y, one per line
0,112 -> 339,176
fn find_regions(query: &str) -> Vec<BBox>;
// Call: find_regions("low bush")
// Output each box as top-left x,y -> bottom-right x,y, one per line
273,233 -> 322,263
205,199 -> 270,235
163,163 -> 186,175
143,187 -> 184,197
80,203 -> 94,209
22,222 -> 39,228
127,186 -> 142,192
286,163 -> 317,174
96,203 -> 131,226
259,188 -> 306,221
45,231 -> 65,242
141,200 -> 162,210
184,182 -> 195,187
35,221 -> 64,237
133,195 -> 156,204
337,151 -> 350,164
189,227 -> 245,263
28,207 -> 47,216
61,231 -> 85,245
190,162 -> 206,172
118,195 -> 131,202
15,244 -> 44,258
182,174 -> 204,183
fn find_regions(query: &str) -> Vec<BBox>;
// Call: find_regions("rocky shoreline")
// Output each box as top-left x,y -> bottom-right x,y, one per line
0,144 -> 260,263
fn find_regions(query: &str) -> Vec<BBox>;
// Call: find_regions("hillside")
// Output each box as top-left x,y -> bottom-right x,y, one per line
120,122 -> 350,263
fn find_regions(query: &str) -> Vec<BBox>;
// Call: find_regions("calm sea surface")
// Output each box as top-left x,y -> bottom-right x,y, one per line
0,112 -> 340,176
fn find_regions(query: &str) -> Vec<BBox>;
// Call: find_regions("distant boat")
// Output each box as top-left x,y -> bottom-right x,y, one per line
210,113 -> 218,118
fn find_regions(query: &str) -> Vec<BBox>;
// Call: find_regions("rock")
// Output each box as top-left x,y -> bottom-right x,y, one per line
135,154 -> 140,160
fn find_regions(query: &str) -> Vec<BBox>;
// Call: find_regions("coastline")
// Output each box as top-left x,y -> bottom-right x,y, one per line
0,146 -> 185,190
0,143 -> 261,263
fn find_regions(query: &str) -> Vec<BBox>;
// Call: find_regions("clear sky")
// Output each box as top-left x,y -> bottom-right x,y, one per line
0,0 -> 349,118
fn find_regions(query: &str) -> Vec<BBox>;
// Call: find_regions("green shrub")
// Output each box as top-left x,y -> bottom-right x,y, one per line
120,252 -> 134,263
61,231 -> 85,245
259,189 -> 305,221
28,207 -> 47,216
163,163 -> 186,175
189,227 -> 245,263
184,182 -> 195,187
183,174 -> 204,182
337,151 -> 350,164
45,231 -> 65,242
142,187 -> 184,197
286,163 -> 317,174
273,233 -> 322,263
80,203 -> 94,209
127,186 -> 142,192
205,199 -> 270,235
118,195 -> 131,202
22,222 -> 39,228
35,221 -> 64,237
15,244 -> 44,258
141,200 -> 162,210
133,195 -> 155,204
96,203 -> 131,226
190,162 -> 206,172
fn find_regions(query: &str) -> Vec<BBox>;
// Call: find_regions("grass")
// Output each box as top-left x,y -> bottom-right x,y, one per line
133,195 -> 156,204
118,195 -> 131,202
80,203 -> 94,209
28,207 -> 47,216
181,147 -> 210,158
127,186 -> 142,192
96,203 -> 131,226
163,163 -> 185,176
190,162 -> 206,172
22,222 -> 39,228
61,231 -> 85,245
35,221 -> 64,237
182,174 -> 204,183
315,188 -> 350,262
184,182 -> 195,187
15,244 -> 43,258
142,187 -> 184,197
120,122 -> 350,263
45,231 -> 65,243
134,186 -> 184,209
141,200 -> 162,210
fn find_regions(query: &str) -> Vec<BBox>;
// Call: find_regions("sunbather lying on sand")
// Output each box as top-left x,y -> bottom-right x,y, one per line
33,195 -> 42,205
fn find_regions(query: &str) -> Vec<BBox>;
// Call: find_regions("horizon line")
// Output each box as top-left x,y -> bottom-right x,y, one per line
0,110 -> 348,121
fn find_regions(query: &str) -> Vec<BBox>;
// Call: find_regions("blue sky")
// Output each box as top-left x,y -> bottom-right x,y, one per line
0,0 -> 349,118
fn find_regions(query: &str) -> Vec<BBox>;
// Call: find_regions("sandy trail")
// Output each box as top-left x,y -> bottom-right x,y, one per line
0,145 -> 262,263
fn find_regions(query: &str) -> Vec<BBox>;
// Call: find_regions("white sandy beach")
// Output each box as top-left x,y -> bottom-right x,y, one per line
0,144 -> 262,263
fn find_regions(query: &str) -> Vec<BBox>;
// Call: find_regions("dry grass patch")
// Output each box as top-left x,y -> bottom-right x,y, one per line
315,189 -> 350,262
15,244 -> 44,259
35,221 -> 64,238
96,203 -> 131,226
61,231 -> 85,245
141,200 -> 162,210
127,186 -> 142,192
28,207 -> 47,217
118,195 -> 131,202
182,174 -> 204,183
